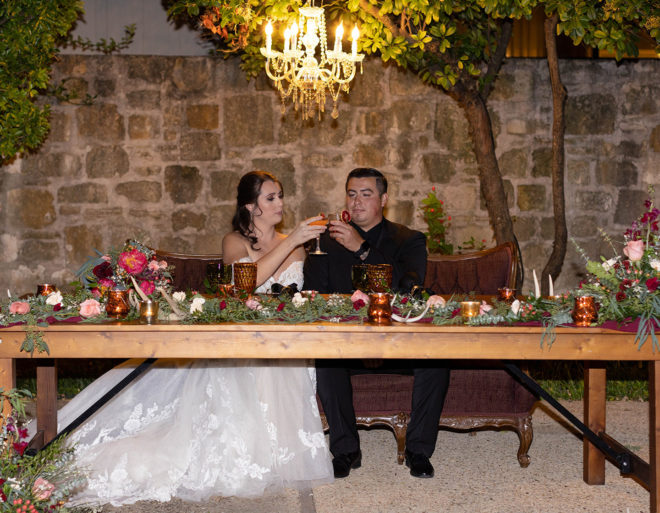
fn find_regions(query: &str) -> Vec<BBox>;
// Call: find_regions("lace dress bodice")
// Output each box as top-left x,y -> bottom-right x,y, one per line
238,257 -> 303,294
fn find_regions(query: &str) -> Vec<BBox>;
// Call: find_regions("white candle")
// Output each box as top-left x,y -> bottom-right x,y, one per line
283,27 -> 290,52
290,22 -> 298,50
351,25 -> 359,57
334,23 -> 344,53
549,275 -> 554,297
532,269 -> 540,298
265,21 -> 273,54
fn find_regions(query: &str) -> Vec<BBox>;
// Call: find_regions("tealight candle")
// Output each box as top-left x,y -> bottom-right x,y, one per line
460,301 -> 481,320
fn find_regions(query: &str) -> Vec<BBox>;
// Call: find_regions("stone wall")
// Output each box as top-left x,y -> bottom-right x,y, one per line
1,55 -> 658,295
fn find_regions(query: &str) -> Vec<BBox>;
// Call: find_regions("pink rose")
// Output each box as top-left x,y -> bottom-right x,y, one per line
426,295 -> 446,308
139,280 -> 155,295
245,298 -> 261,310
98,278 -> 114,288
159,260 -> 168,269
79,299 -> 102,318
623,240 -> 645,262
351,290 -> 370,305
479,301 -> 493,315
32,477 -> 55,500
148,260 -> 161,272
9,301 -> 30,315
118,249 -> 148,275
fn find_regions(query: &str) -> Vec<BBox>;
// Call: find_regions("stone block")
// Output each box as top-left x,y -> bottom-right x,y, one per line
191,233 -> 225,255
58,183 -> 108,203
64,225 -> 103,267
278,109 -> 352,146
0,234 -> 19,263
115,181 -> 162,203
391,137 -> 415,170
353,144 -> 386,168
206,205 -> 236,235
82,207 -> 124,221
567,159 -> 591,185
129,115 -> 159,139
127,56 -> 174,83
302,154 -> 343,168
59,77 -> 88,103
86,146 -> 130,178
623,85 -> 659,115
489,72 -> 515,101
651,125 -> 660,153
165,166 -> 203,204
570,215 -> 599,239
94,79 -> 115,97
214,56 -> 250,90
7,189 -> 56,229
421,153 -> 456,184
540,216 -> 555,240
21,152 -> 81,179
19,240 -> 60,263
512,216 -> 537,242
127,90 -> 161,109
386,199 -> 414,226
346,60 -> 385,107
48,111 -> 71,142
576,191 -> 613,212
357,110 -> 388,135
76,104 -> 125,141
251,157 -> 296,195
210,170 -> 241,202
392,100 -> 434,131
517,184 -> 546,211
595,160 -> 638,187
566,94 -> 616,135
224,95 -> 274,146
172,57 -> 212,94
59,205 -> 81,216
389,67 -> 435,96
172,209 -> 207,231
506,119 -> 528,135
180,132 -> 221,161
155,236 -> 190,254
187,105 -> 219,130
434,101 -> 472,155
499,148 -> 528,178
532,148 -> 552,178
615,189 -> 647,227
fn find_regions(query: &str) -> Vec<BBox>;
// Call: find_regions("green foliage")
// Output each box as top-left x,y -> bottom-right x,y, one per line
62,23 -> 136,54
0,0 -> 83,163
419,189 -> 453,254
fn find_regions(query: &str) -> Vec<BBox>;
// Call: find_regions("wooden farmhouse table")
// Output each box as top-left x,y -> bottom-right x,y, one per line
0,321 -> 659,510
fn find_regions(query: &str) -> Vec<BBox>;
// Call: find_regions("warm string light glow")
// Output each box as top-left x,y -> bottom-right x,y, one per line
260,3 -> 364,120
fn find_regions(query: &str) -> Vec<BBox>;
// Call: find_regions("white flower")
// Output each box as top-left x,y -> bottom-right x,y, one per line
172,291 -> 186,302
426,295 -> 446,308
510,299 -> 521,316
601,257 -> 618,272
292,292 -> 308,308
46,291 -> 63,305
651,259 -> 660,272
190,297 -> 206,314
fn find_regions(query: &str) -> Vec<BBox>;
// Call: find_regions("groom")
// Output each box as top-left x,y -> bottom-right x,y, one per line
304,167 -> 450,479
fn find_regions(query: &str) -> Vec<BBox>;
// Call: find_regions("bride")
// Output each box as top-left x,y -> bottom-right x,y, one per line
53,170 -> 332,506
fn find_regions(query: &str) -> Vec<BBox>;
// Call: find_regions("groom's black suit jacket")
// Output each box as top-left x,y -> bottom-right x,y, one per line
303,218 -> 427,293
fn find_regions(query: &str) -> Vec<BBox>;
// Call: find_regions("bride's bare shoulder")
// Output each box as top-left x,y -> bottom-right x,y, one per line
222,231 -> 249,261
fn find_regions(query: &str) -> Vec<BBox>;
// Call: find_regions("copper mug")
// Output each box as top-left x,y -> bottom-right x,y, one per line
367,292 -> 392,325
106,289 -> 130,318
37,284 -> 58,296
572,296 -> 598,326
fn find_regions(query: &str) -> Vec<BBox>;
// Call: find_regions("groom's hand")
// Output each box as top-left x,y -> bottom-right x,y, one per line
328,220 -> 363,252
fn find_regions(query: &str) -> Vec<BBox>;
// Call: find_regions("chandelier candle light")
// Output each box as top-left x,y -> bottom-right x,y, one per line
260,3 -> 364,120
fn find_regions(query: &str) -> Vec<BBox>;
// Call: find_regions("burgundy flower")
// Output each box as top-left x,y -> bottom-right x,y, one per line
647,277 -> 659,293
353,299 -> 365,310
13,441 -> 28,456
219,300 -> 227,310
400,297 -> 408,304
616,291 -> 626,302
0,477 -> 5,502
92,261 -> 113,280
451,308 -> 461,318
139,280 -> 155,296
277,302 -> 285,312
53,303 -> 62,312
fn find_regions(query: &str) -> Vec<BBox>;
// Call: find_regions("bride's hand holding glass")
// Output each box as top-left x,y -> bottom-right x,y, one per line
287,215 -> 327,250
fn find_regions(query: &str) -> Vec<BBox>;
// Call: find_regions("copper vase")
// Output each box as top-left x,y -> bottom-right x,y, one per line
572,296 -> 598,326
497,287 -> 516,304
37,284 -> 57,296
106,289 -> 130,318
368,292 -> 392,325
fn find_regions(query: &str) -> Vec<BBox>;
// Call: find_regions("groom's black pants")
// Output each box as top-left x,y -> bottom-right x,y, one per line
316,360 -> 450,458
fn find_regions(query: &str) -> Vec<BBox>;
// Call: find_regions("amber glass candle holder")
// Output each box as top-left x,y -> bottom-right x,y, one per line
368,292 -> 392,325
366,264 -> 393,293
233,262 -> 257,294
351,264 -> 369,291
460,301 -> 481,321
497,287 -> 516,304
139,300 -> 159,324
37,284 -> 58,297
572,296 -> 598,326
106,289 -> 130,318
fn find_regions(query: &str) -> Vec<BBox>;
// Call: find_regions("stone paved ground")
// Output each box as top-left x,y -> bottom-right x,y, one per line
97,400 -> 650,513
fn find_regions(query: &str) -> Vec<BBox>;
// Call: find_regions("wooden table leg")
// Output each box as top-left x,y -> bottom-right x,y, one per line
36,360 -> 58,444
650,361 -> 660,513
583,361 -> 606,485
0,358 -> 17,421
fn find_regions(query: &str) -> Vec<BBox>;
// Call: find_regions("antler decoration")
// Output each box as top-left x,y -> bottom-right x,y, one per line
156,286 -> 186,320
391,303 -> 431,323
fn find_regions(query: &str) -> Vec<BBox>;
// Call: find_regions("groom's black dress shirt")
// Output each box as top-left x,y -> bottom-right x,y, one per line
303,218 -> 427,293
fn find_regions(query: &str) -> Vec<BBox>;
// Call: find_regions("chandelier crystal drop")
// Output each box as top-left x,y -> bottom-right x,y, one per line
259,3 -> 364,120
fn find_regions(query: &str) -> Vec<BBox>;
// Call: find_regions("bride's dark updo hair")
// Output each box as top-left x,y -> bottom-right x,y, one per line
231,170 -> 282,249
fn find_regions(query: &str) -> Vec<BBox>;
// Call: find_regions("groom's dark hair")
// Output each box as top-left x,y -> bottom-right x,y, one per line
345,167 -> 388,196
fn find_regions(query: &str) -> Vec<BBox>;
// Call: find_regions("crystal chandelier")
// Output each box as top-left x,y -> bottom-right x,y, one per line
259,3 -> 364,120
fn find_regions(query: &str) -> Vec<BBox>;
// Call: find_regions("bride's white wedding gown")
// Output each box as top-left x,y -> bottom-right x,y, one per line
54,260 -> 333,506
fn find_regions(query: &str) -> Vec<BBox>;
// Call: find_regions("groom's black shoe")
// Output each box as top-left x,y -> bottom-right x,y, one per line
332,450 -> 362,478
405,450 -> 434,478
